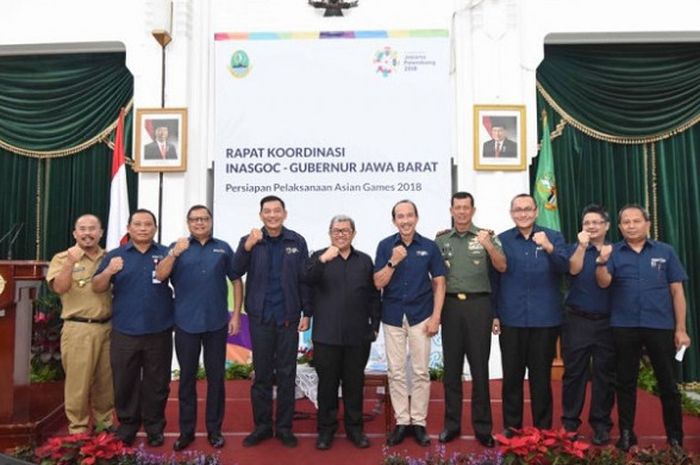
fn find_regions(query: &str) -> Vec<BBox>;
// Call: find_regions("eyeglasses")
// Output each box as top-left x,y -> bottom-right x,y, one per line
582,220 -> 607,227
188,216 -> 211,223
510,207 -> 536,214
330,228 -> 353,236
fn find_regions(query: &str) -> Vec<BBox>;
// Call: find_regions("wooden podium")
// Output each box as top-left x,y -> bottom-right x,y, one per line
0,261 -> 65,448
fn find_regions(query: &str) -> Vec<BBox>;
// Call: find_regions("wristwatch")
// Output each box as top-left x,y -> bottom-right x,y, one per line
386,260 -> 394,269
168,248 -> 177,258
595,256 -> 607,266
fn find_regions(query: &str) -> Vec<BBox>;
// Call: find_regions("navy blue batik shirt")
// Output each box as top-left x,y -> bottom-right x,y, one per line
169,236 -> 238,333
495,226 -> 568,327
97,241 -> 174,335
565,243 -> 610,314
606,239 -> 687,330
374,232 -> 446,327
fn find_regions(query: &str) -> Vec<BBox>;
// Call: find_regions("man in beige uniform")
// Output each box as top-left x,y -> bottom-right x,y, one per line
47,214 -> 114,433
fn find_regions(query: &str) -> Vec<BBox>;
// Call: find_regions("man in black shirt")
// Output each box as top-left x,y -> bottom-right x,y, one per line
303,215 -> 381,451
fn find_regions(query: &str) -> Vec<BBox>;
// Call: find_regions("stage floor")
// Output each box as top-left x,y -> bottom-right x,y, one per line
48,380 -> 700,465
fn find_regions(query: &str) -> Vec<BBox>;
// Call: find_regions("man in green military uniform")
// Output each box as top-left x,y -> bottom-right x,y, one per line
435,192 -> 506,448
47,214 -> 114,433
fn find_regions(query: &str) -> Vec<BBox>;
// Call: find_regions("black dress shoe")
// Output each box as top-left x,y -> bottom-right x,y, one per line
147,432 -> 165,447
438,428 -> 460,443
173,434 -> 195,451
316,432 -> 333,450
277,430 -> 298,448
117,434 -> 136,447
476,433 -> 495,448
615,430 -> 637,452
207,432 -> 225,448
347,431 -> 370,449
592,430 -> 610,446
413,425 -> 431,446
386,425 -> 409,446
668,438 -> 684,452
242,427 -> 273,447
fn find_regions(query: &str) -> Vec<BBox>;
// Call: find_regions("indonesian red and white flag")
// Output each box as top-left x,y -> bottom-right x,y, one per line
106,108 -> 130,251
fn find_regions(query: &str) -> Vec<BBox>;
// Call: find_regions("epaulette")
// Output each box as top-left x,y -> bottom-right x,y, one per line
435,228 -> 451,239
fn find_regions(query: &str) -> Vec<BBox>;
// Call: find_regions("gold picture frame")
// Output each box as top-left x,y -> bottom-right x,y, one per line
473,104 -> 526,171
134,108 -> 188,172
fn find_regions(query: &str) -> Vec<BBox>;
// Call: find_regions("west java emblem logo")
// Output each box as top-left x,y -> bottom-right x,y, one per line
536,173 -> 558,211
228,50 -> 251,78
373,46 -> 399,77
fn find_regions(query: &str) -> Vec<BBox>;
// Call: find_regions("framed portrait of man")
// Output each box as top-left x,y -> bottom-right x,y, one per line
473,104 -> 526,171
134,108 -> 188,172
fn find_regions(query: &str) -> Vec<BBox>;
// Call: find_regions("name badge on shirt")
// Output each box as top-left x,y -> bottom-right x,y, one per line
286,247 -> 299,254
468,237 -> 484,251
212,248 -> 226,254
151,256 -> 162,284
416,250 -> 428,257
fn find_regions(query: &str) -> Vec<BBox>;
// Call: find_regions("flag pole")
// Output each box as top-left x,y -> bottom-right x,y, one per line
151,2 -> 173,243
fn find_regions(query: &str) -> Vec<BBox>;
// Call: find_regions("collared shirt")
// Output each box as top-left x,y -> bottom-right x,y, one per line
495,226 -> 568,327
233,227 -> 311,325
262,235 -> 285,325
170,236 -> 238,333
47,248 -> 111,320
303,247 -> 380,346
96,241 -> 174,335
374,232 -> 446,327
565,243 -> 610,314
435,224 -> 501,293
606,239 -> 687,329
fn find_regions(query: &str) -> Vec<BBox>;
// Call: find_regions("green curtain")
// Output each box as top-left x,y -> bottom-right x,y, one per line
535,44 -> 700,381
537,43 -> 700,140
0,52 -> 136,260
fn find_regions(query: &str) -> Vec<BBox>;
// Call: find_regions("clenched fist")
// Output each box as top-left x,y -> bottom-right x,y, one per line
173,237 -> 190,257
106,257 -> 124,275
67,244 -> 85,263
320,245 -> 340,263
244,228 -> 263,251
598,244 -> 613,262
476,229 -> 493,247
390,245 -> 408,266
577,230 -> 591,248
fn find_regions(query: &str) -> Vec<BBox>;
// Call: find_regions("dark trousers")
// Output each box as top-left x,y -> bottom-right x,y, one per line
111,329 -> 173,438
249,320 -> 299,432
174,325 -> 228,435
561,310 -> 615,433
441,294 -> 493,435
314,341 -> 371,435
499,325 -> 559,430
612,327 -> 682,442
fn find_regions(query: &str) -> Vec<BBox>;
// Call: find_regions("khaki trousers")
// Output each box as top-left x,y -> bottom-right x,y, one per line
61,321 -> 114,433
383,316 -> 432,426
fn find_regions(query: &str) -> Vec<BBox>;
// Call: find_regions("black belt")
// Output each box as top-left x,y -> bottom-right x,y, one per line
446,292 -> 489,301
64,316 -> 111,324
567,307 -> 609,321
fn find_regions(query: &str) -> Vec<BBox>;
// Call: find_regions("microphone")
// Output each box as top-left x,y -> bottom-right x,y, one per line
6,223 -> 24,260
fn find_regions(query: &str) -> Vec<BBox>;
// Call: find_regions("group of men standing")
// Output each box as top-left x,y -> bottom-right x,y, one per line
46,192 -> 690,453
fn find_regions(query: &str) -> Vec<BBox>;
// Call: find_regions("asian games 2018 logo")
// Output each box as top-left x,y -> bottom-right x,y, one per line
228,50 -> 251,78
373,46 -> 399,77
